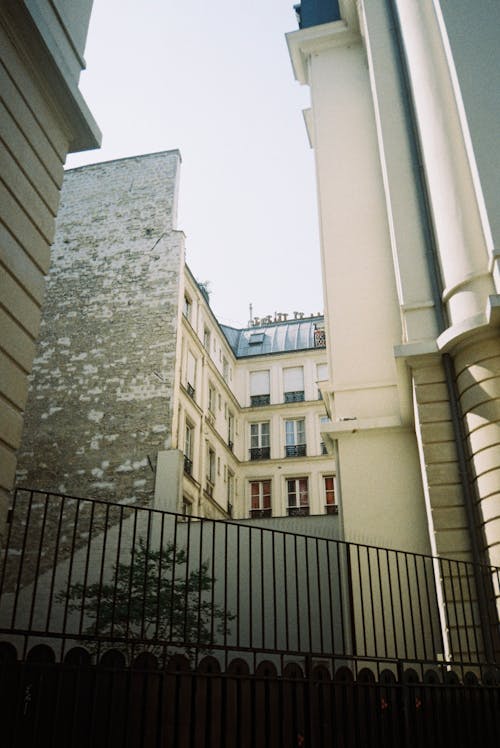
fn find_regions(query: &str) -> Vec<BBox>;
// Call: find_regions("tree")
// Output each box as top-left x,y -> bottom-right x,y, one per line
58,538 -> 233,658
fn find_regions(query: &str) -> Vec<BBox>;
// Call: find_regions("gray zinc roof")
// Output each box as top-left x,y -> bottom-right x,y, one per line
221,316 -> 325,358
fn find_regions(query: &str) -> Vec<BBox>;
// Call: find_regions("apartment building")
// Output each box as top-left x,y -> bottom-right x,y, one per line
16,153 -> 336,526
167,266 -> 333,521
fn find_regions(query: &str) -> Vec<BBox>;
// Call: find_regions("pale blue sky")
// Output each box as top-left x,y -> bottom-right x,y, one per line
67,0 -> 322,327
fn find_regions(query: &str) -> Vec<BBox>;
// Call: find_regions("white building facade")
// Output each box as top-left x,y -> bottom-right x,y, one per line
287,0 -> 500,576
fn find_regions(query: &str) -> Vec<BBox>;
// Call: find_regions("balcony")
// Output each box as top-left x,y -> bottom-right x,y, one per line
285,444 -> 307,458
249,446 -> 270,461
187,383 -> 195,399
183,455 -> 193,476
288,506 -> 310,517
326,504 -> 339,516
250,508 -> 271,519
284,390 -> 304,403
250,394 -> 270,407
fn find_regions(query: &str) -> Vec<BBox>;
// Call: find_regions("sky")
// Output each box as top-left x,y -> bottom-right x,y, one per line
67,0 -> 323,328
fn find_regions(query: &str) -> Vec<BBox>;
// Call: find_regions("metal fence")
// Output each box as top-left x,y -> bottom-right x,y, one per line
0,488 -> 499,673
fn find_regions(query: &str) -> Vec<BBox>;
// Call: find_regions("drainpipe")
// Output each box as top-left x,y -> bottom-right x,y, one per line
384,0 -> 494,661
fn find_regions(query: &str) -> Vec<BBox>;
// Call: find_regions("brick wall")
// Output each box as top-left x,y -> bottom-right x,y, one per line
16,152 -> 184,505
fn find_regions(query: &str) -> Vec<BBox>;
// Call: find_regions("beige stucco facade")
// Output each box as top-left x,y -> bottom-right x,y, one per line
287,0 -> 500,577
0,1 -> 100,536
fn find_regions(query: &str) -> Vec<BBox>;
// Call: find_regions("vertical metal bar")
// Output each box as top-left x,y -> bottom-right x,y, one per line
249,525 -> 254,649
344,542 -> 357,657
315,538 -> 324,654
197,518 -> 205,648
271,530 -> 277,650
413,553 -> 427,660
110,505 -> 125,639
449,559 -> 465,662
125,506 -> 139,641
366,545 -> 378,657
456,560 -> 473,661
78,499 -> 96,636
10,489 -> 34,628
403,551 -> 417,659
27,491 -> 50,632
183,515 -> 192,643
61,498 -> 81,648
283,531 -> 290,652
154,508 -> 165,641
304,536 -> 313,653
462,558 -> 480,660
356,544 -> 368,656
422,553 -> 441,658
395,550 -> 409,660
168,513 -> 179,642
294,533 -> 301,651
223,520 -> 229,650
236,522 -> 241,648
140,508 -> 153,641
386,549 -> 398,659
261,528 -> 266,649
209,519 -> 216,644
325,538 -> 335,654
94,502 -> 111,638
0,490 -> 17,595
45,493 -> 66,631
376,547 -> 388,659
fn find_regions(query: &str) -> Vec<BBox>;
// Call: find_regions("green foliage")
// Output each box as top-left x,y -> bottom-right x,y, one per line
58,538 -> 233,654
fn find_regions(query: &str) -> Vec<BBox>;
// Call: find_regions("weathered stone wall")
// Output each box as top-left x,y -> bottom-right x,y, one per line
16,151 -> 184,505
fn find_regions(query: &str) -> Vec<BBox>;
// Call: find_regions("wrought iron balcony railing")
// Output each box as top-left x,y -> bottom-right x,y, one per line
285,444 -> 307,458
183,455 -> 193,476
284,390 -> 305,403
250,394 -> 270,407
288,506 -> 310,517
249,508 -> 272,519
249,446 -> 270,461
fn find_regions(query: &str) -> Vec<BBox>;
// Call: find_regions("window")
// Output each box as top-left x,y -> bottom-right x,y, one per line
250,370 -> 270,406
324,475 -> 337,515
249,332 -> 264,346
184,422 -> 193,475
182,498 -> 193,518
227,470 -> 234,509
186,351 -> 196,399
285,419 -> 306,457
283,366 -> 304,403
208,383 -> 216,414
317,363 -> 328,400
287,477 -> 309,516
250,422 -> 270,460
222,356 -> 229,382
203,327 -> 211,351
206,447 -> 216,496
320,415 -> 330,455
183,294 -> 192,321
250,480 -> 271,518
228,412 -> 235,450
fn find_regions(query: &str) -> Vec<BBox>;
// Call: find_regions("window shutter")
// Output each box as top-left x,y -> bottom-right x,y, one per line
250,370 -> 270,395
317,363 -> 328,382
187,352 -> 196,386
284,366 -> 304,392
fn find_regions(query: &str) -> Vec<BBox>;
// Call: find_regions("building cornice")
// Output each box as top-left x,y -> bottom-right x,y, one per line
286,19 -> 361,85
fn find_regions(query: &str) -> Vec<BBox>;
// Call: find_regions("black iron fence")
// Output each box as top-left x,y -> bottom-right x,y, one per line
1,488 -> 499,673
1,489 -> 500,746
